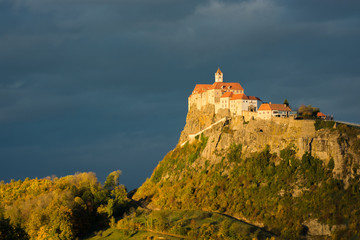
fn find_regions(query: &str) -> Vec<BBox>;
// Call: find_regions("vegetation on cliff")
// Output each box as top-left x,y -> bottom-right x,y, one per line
0,171 -> 130,239
1,117 -> 359,239
134,132 -> 360,239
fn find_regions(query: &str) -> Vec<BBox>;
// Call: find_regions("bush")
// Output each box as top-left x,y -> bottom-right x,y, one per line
314,119 -> 335,130
227,144 -> 242,163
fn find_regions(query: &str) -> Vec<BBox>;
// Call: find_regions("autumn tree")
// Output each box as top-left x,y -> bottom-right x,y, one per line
104,170 -> 122,191
298,104 -> 320,118
0,171 -> 130,239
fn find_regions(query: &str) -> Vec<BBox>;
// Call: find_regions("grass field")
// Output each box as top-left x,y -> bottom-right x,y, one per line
86,228 -> 184,240
85,209 -> 275,240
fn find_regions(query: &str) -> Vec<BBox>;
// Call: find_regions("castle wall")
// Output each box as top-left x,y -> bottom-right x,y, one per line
230,99 -> 243,116
243,111 -> 258,121
215,102 -> 221,114
258,110 -> 271,120
208,90 -> 215,104
192,92 -> 259,117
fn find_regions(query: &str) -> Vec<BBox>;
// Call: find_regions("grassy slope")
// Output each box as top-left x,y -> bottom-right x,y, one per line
86,228 -> 182,240
86,209 -> 273,240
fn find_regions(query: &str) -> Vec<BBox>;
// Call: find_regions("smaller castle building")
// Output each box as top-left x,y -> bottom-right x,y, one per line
258,103 -> 293,120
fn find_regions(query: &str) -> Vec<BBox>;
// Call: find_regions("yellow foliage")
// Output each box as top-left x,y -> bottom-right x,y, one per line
0,171 -> 130,240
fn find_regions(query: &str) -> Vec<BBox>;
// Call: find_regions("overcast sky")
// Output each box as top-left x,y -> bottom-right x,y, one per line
1,0 -> 359,189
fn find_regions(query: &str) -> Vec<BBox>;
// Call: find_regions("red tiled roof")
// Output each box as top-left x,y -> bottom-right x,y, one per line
230,93 -> 247,100
209,82 -> 244,90
258,103 -> 292,111
317,112 -> 326,117
194,84 -> 211,91
221,92 -> 233,98
258,104 -> 271,110
248,96 -> 261,101
191,84 -> 212,95
230,94 -> 261,101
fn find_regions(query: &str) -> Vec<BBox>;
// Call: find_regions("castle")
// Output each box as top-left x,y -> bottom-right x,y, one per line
188,68 -> 295,119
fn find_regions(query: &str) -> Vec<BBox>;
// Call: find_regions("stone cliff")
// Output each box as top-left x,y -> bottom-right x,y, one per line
135,104 -> 360,239
179,105 -> 360,183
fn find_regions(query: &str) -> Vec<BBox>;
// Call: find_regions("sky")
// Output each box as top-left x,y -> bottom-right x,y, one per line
0,0 -> 359,190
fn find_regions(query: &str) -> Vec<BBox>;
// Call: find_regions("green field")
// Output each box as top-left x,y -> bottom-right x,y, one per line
85,209 -> 274,240
86,228 -> 184,240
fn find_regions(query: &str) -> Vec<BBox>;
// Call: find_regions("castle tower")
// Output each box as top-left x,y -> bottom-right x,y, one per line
215,68 -> 223,82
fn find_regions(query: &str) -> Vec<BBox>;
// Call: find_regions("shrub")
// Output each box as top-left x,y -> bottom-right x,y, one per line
227,144 -> 242,163
314,119 -> 335,130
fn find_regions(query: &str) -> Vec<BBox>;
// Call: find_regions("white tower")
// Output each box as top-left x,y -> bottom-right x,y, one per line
215,68 -> 223,82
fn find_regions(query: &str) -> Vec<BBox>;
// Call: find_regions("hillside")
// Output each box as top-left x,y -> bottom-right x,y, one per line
0,171 -> 130,239
1,106 -> 359,239
133,105 -> 360,239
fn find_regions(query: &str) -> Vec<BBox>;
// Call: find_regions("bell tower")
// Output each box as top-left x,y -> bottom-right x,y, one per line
215,68 -> 223,82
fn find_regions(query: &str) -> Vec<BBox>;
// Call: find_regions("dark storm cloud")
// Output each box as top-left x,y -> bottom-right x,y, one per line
0,0 -> 359,189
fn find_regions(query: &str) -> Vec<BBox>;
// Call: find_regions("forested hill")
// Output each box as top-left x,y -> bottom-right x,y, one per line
0,171 -> 130,239
133,106 -> 360,239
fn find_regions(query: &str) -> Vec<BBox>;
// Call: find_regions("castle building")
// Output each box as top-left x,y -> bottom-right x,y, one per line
188,68 -> 261,116
257,103 -> 293,120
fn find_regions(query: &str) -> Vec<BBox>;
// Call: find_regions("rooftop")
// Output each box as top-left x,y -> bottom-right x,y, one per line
258,103 -> 292,111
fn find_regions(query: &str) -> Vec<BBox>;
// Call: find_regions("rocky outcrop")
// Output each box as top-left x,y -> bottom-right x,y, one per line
178,105 -> 360,182
304,219 -> 332,237
136,104 -> 360,239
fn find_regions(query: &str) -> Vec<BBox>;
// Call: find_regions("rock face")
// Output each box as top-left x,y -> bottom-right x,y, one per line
178,105 -> 360,182
135,104 -> 360,239
304,219 -> 331,237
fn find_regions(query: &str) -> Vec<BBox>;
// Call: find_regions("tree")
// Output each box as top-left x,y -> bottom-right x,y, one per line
283,99 -> 289,107
298,104 -> 320,118
0,212 -> 29,240
104,170 -> 122,191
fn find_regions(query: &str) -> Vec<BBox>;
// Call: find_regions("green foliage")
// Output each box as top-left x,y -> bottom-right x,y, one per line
104,170 -> 122,191
328,158 -> 335,171
0,172 -> 130,240
353,139 -> 360,156
298,104 -> 320,118
299,152 -> 327,187
0,214 -> 29,240
152,164 -> 166,184
115,209 -> 272,239
227,144 -> 242,163
136,142 -> 360,239
86,227 -> 186,240
280,144 -> 296,161
337,124 -> 359,137
283,99 -> 289,107
151,134 -> 208,184
314,119 -> 335,130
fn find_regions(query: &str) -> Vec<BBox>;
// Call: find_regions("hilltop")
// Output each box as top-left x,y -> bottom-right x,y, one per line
178,105 -> 359,183
131,69 -> 360,239
133,104 -> 360,239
